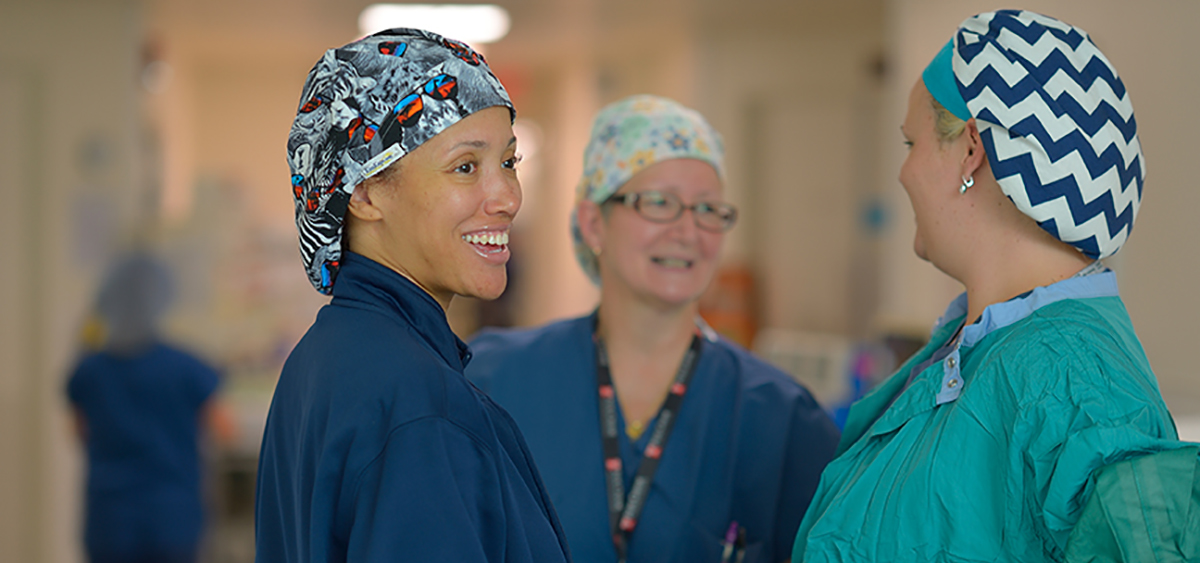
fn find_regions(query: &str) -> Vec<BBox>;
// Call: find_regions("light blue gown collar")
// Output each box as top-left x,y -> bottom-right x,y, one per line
928,268 -> 1119,405
933,270 -> 1119,347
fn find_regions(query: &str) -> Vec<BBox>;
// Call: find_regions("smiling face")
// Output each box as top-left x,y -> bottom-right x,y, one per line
899,79 -> 965,264
352,106 -> 520,308
588,158 -> 725,311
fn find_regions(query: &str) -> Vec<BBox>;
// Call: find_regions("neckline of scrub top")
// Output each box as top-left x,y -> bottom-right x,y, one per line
593,323 -> 704,562
927,270 -> 1119,405
588,310 -> 721,414
584,310 -> 722,452
332,252 -> 472,370
843,269 -> 1121,447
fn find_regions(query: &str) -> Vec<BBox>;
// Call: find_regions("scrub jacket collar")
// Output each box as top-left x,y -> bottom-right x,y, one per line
332,252 -> 472,371
930,269 -> 1119,405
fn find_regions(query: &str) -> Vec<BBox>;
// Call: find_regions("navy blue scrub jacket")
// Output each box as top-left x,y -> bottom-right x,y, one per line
467,315 -> 840,563
255,253 -> 572,563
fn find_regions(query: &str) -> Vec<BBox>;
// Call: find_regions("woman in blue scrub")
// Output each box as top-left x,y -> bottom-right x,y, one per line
255,29 -> 570,563
792,10 -> 1199,562
68,253 -> 231,563
466,95 -> 841,563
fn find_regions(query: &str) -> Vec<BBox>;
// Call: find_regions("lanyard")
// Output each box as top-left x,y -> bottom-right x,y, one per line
594,326 -> 703,563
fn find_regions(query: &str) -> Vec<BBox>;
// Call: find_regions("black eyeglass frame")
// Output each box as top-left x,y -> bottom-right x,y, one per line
606,191 -> 739,233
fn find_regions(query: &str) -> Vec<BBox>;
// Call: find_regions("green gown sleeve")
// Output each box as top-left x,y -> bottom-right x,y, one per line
1064,445 -> 1200,563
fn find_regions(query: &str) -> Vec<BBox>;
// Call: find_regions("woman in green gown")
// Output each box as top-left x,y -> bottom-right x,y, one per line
791,10 -> 1199,562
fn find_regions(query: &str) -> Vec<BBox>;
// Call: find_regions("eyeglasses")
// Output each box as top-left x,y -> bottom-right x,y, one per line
607,191 -> 738,233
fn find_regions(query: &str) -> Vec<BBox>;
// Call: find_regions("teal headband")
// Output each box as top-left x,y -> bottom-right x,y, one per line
921,39 -> 971,121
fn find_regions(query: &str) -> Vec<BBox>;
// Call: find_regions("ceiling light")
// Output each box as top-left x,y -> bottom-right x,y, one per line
359,4 -> 511,45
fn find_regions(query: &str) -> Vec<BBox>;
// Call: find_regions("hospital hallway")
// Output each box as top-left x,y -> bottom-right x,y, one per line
1,0 -> 1199,561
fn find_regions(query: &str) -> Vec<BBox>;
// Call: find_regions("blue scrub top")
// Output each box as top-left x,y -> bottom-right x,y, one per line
67,343 -> 219,558
467,315 -> 840,563
255,253 -> 571,563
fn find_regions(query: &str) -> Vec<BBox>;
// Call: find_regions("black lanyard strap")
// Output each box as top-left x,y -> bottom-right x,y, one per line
594,327 -> 703,563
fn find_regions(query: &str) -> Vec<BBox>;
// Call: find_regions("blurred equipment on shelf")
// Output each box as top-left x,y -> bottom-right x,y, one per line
699,264 -> 759,349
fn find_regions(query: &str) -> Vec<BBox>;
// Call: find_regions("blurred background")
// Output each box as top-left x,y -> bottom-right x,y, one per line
1,0 -> 1197,561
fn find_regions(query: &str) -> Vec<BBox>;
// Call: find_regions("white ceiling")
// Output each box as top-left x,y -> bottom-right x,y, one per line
144,0 -> 884,67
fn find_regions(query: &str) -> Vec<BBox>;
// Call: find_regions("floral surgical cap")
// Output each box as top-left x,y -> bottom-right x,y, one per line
570,95 -> 725,284
288,28 -> 513,294
923,10 -> 1144,259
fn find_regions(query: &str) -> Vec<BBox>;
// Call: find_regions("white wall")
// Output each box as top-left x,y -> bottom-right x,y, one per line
694,18 -> 886,336
0,1 -> 144,562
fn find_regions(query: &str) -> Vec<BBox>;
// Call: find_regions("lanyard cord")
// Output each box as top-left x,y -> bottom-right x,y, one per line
594,326 -> 703,563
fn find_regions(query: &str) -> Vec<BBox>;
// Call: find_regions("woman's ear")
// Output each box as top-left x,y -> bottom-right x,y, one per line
347,180 -> 385,222
961,118 -> 987,178
576,200 -> 606,255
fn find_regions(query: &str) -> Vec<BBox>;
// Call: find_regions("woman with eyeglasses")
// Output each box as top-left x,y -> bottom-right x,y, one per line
465,95 -> 840,563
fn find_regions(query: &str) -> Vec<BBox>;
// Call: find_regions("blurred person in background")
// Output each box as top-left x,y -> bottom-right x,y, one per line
792,10 -> 1199,562
68,250 -> 235,563
466,95 -> 840,563
254,29 -> 570,562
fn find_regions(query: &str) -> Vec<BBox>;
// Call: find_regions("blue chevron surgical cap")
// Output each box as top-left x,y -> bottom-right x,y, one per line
924,10 -> 1144,259
288,28 -> 513,294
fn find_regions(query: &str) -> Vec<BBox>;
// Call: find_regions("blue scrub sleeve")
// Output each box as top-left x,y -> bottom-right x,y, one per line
189,359 -> 220,408
67,362 -> 86,405
776,402 -> 840,559
66,354 -> 104,406
345,418 -> 507,562
1064,446 -> 1200,562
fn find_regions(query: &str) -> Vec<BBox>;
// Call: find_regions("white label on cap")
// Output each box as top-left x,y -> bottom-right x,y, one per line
363,143 -> 406,180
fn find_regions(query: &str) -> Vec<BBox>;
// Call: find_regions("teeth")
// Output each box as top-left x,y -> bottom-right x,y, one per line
655,258 -> 691,268
461,232 -> 510,246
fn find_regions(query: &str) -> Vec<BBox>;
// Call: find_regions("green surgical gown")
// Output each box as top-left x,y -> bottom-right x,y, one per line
793,274 -> 1196,562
